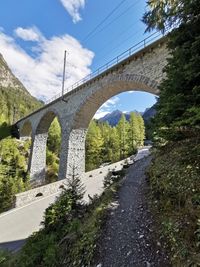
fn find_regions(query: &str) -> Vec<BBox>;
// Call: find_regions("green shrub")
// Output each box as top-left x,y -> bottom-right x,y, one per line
0,138 -> 30,212
148,138 -> 200,265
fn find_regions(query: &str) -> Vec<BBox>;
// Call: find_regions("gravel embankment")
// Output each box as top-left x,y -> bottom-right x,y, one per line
93,156 -> 171,267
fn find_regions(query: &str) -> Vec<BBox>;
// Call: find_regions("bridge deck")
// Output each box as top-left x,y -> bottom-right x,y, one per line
16,32 -> 167,124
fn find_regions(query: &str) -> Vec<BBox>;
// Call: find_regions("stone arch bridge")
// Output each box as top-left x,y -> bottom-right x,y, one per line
16,36 -> 169,186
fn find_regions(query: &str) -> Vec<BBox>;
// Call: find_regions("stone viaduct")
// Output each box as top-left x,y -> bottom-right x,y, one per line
16,35 -> 169,186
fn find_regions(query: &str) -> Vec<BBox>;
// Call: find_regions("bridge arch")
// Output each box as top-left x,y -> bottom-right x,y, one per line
73,74 -> 159,129
28,109 -> 62,186
35,109 -> 62,135
20,120 -> 32,139
17,37 -> 169,184
59,74 -> 159,179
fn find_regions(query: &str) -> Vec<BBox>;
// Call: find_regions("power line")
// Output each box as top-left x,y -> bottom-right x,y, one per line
86,0 -> 141,41
82,0 -> 129,42
93,25 -> 145,67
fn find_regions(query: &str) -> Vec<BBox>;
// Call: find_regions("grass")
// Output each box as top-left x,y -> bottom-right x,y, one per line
148,137 -> 200,266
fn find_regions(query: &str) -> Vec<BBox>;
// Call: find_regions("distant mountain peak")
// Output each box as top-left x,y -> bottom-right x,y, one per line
111,109 -> 122,114
98,106 -> 156,126
99,110 -> 131,126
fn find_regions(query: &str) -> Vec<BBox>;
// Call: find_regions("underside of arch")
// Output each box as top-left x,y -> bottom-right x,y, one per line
73,75 -> 159,129
20,120 -> 32,138
36,110 -> 62,134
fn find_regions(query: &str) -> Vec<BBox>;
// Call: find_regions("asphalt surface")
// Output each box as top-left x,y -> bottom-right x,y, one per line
0,147 -> 150,252
93,156 -> 171,267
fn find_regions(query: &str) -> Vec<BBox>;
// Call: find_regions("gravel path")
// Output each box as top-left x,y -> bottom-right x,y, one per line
93,156 -> 171,267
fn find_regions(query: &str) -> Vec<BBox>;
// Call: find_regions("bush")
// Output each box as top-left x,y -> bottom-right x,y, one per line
148,138 -> 200,265
3,164 -> 126,267
0,138 -> 30,212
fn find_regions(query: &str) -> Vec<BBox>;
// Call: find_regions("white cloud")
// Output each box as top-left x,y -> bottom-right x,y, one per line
14,27 -> 42,42
0,28 -> 94,100
100,96 -> 120,109
60,0 -> 85,23
94,96 -> 120,119
94,111 -> 109,120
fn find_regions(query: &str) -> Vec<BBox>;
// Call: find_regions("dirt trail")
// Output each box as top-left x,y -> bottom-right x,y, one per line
93,156 -> 171,267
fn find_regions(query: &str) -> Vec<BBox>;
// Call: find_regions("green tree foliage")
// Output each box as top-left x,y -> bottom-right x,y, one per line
2,167 -> 126,267
136,114 -> 145,146
143,0 -> 200,264
107,127 -> 120,162
143,0 -> 200,140
46,150 -> 59,183
99,122 -> 111,162
66,165 -> 86,210
128,112 -> 139,153
116,114 -> 129,159
46,118 -> 61,183
0,87 -> 42,139
142,0 -> 200,32
86,113 -> 145,171
47,118 -> 61,156
43,168 -> 85,231
0,53 -> 43,139
8,172 -> 85,267
86,120 -> 104,171
148,138 -> 200,265
0,138 -> 30,212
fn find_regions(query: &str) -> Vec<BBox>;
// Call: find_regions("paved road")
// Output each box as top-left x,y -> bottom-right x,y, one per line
0,147 -> 150,252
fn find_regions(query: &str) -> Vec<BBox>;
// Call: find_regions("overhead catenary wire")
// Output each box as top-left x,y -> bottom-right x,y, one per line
77,0 -> 148,71
82,0 -> 129,42
93,25 -> 145,67
61,0 -> 145,97
85,0 -> 141,41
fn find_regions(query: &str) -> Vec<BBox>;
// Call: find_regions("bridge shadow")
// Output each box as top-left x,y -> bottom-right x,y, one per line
0,239 -> 26,252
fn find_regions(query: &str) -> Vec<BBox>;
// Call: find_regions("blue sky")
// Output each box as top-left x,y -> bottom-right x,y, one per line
0,0 -> 157,118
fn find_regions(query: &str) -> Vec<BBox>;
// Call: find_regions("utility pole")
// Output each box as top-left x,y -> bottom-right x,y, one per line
62,50 -> 68,103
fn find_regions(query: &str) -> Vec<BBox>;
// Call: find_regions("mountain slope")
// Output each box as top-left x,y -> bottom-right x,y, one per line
0,53 -> 29,94
99,110 -> 131,126
98,108 -> 154,126
142,105 -> 156,123
0,53 -> 43,137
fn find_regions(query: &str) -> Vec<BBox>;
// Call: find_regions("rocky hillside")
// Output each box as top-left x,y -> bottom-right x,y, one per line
0,53 -> 43,138
0,53 -> 29,94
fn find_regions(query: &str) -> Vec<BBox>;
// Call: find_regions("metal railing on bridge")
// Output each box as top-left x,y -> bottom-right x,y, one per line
46,30 -> 169,105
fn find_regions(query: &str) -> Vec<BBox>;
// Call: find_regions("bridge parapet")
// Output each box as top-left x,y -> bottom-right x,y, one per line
15,157 -> 132,208
15,179 -> 66,208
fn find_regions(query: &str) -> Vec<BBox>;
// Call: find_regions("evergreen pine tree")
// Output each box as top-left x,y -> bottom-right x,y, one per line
67,165 -> 85,210
85,120 -> 104,170
136,114 -> 145,146
128,112 -> 140,153
143,0 -> 200,140
116,114 -> 129,159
